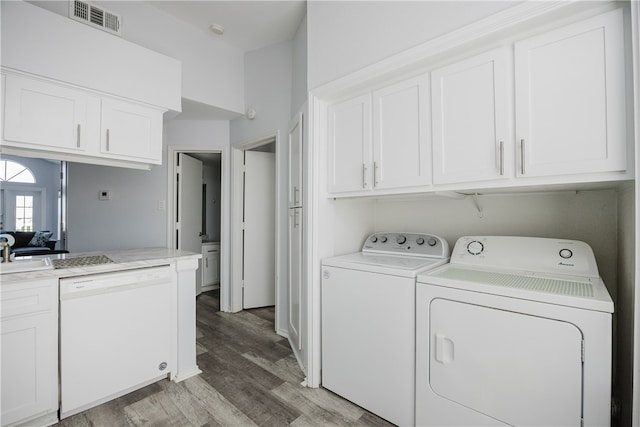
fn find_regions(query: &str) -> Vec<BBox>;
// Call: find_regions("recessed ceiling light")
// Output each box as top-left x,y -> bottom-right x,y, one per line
209,23 -> 224,36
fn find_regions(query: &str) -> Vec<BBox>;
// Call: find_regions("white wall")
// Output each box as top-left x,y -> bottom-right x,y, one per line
291,14 -> 308,113
306,1 -> 517,89
28,0 -> 245,115
617,183 -> 635,425
66,161 -> 167,252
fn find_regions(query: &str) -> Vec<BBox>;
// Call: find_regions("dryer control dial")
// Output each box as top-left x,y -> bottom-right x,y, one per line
379,236 -> 388,243
416,237 -> 425,245
427,238 -> 437,247
467,240 -> 484,256
559,249 -> 573,259
396,235 -> 407,245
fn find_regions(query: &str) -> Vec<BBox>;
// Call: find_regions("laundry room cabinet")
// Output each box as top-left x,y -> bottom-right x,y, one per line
1,278 -> 58,427
431,47 -> 511,185
1,71 -> 165,168
327,74 -> 431,195
514,8 -> 627,178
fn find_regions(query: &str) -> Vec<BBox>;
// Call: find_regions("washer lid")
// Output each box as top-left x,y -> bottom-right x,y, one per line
323,252 -> 448,277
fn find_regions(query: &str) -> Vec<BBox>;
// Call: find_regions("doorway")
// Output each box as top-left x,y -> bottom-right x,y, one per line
168,146 -> 229,309
230,134 -> 281,330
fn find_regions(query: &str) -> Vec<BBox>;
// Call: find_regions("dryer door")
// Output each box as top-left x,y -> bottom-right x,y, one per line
430,299 -> 583,426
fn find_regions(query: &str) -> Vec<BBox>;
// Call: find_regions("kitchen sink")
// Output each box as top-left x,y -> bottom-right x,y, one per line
0,257 -> 54,274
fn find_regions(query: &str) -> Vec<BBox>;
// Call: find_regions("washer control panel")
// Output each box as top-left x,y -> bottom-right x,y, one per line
452,236 -> 599,277
362,232 -> 449,258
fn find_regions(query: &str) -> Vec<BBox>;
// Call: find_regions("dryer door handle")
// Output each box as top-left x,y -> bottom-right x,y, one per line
435,333 -> 455,364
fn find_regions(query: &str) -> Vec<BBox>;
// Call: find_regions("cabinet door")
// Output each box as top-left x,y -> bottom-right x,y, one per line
373,74 -> 431,190
327,94 -> 372,193
3,74 -> 87,152
100,97 -> 163,164
515,8 -> 626,177
202,245 -> 220,286
432,48 -> 511,184
1,281 -> 58,426
288,112 -> 303,208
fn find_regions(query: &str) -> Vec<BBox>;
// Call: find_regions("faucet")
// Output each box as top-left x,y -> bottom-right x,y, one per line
0,241 -> 11,263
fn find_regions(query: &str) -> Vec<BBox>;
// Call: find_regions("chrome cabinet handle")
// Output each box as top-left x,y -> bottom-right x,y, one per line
374,161 -> 379,187
520,139 -> 525,175
293,209 -> 300,228
362,164 -> 368,189
294,187 -> 300,205
205,258 -> 208,268
77,124 -> 81,148
499,141 -> 504,176
106,129 -> 110,152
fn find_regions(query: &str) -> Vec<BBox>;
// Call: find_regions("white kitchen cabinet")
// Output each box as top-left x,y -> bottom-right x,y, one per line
327,74 -> 430,195
1,278 -> 58,427
432,47 -> 511,185
1,71 -> 165,168
2,73 -> 90,154
372,74 -> 431,190
100,97 -> 163,164
202,242 -> 220,290
327,94 -> 372,194
514,8 -> 627,178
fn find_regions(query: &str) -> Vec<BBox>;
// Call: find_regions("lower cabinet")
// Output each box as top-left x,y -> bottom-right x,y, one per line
1,279 -> 58,427
202,243 -> 220,290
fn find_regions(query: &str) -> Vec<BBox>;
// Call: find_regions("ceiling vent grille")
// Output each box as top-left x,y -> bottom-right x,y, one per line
69,0 -> 121,36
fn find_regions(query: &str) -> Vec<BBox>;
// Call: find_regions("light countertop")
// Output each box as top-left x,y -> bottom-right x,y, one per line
0,247 -> 201,283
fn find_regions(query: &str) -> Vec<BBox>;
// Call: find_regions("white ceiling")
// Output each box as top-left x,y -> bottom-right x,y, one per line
147,0 -> 307,52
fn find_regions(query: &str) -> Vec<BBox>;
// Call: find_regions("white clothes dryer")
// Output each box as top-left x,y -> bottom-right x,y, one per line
322,232 -> 449,427
416,236 -> 613,427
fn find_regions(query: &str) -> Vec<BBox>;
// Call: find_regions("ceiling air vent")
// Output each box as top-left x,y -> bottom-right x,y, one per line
69,0 -> 122,36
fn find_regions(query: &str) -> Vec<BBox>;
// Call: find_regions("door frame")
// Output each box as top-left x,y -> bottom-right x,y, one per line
230,132 -> 281,328
167,145 -> 229,310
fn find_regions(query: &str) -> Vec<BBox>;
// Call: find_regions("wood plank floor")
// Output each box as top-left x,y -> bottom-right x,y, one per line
56,290 -> 395,427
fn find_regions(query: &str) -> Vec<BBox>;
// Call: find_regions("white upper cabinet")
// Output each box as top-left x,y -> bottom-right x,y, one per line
432,48 -> 511,185
514,8 -> 627,178
3,74 -> 89,154
100,98 -> 163,164
2,71 -> 165,168
327,94 -> 372,193
372,74 -> 431,190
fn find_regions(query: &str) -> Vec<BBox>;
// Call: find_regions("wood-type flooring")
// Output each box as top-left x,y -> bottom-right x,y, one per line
56,290 -> 394,427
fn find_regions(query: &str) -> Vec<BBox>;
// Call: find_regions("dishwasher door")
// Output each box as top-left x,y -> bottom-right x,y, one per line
59,266 -> 175,418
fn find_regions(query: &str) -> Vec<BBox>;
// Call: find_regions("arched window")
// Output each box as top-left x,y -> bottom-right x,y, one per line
0,160 -> 36,183
0,159 -> 39,231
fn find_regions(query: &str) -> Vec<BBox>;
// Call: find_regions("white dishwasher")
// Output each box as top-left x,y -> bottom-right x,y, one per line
59,266 -> 175,418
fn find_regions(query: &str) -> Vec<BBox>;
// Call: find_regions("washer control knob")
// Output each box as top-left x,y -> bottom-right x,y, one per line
396,235 -> 407,245
380,236 -> 388,243
416,237 -> 425,245
370,236 -> 378,243
559,249 -> 573,259
427,238 -> 437,247
467,240 -> 484,255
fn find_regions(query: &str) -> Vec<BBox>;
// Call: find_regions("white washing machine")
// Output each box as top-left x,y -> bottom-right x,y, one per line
416,236 -> 614,427
321,232 -> 449,426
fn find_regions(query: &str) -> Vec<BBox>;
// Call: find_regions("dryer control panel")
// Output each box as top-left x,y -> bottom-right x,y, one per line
362,232 -> 449,259
452,236 -> 599,278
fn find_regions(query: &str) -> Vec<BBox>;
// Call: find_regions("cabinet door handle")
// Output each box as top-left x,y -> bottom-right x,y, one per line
362,164 -> 368,189
374,161 -> 379,187
294,209 -> 300,228
106,129 -> 110,152
77,124 -> 81,148
520,139 -> 526,175
499,141 -> 504,176
205,258 -> 208,268
294,186 -> 300,205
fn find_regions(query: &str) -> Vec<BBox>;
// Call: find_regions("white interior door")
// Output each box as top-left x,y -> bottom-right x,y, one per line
243,151 -> 276,309
177,153 -> 203,293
